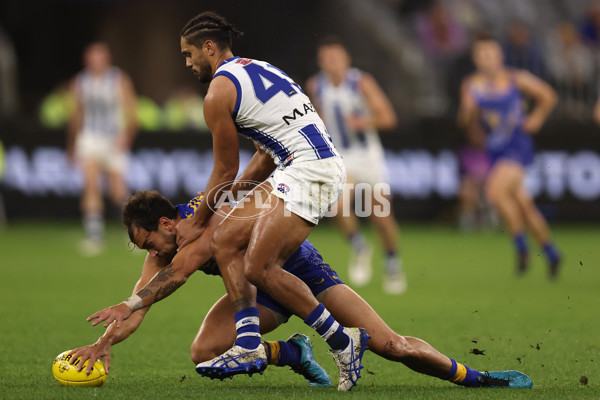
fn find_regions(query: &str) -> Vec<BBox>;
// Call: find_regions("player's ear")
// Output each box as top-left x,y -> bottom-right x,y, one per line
159,216 -> 174,232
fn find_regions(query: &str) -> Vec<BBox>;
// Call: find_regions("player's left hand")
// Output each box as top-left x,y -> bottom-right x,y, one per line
87,303 -> 133,328
346,115 -> 371,131
176,218 -> 205,249
69,340 -> 112,374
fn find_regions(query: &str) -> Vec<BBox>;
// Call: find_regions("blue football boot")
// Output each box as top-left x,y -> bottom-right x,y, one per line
287,333 -> 331,386
478,370 -> 533,388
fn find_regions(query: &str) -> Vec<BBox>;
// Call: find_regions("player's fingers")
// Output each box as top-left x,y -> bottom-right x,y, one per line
104,357 -> 111,374
85,355 -> 98,374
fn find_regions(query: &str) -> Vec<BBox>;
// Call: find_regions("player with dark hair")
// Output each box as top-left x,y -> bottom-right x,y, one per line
75,190 -> 532,390
68,42 -> 137,255
87,11 -> 371,391
458,35 -> 561,277
306,35 -> 406,294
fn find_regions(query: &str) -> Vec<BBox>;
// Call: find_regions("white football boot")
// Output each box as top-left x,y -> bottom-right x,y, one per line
329,327 -> 370,391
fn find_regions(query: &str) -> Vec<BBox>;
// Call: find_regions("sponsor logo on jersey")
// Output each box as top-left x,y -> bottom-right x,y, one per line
277,183 -> 290,194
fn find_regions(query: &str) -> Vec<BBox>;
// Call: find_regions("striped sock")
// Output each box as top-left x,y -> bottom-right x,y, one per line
442,358 -> 481,387
264,341 -> 300,367
234,307 -> 261,350
304,303 -> 349,351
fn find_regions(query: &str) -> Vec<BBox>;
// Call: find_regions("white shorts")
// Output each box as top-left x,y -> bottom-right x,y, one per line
75,133 -> 128,173
341,145 -> 388,185
268,156 -> 346,225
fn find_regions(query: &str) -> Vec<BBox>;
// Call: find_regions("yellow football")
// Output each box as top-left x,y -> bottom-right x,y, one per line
52,350 -> 107,387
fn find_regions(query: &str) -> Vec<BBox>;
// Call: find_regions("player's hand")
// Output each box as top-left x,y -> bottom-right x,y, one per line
87,303 -> 133,328
69,341 -> 112,375
346,115 -> 371,131
522,115 -> 544,134
176,218 -> 205,249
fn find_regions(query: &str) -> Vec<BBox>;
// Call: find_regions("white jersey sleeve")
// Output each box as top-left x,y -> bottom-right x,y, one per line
214,57 -> 338,166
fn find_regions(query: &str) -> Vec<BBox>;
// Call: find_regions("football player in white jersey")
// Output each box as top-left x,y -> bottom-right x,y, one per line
307,36 -> 406,294
67,42 -> 137,255
87,12 -> 368,391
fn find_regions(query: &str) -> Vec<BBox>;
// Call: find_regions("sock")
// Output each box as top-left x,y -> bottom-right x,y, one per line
513,232 -> 528,255
442,358 -> 481,387
542,242 -> 560,264
385,250 -> 401,275
264,340 -> 301,367
84,212 -> 104,242
304,303 -> 349,351
349,232 -> 367,253
234,307 -> 261,350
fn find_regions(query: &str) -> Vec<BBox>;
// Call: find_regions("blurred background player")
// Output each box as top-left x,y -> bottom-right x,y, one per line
307,36 -> 406,294
67,42 -> 137,255
458,34 -> 561,277
456,124 -> 496,231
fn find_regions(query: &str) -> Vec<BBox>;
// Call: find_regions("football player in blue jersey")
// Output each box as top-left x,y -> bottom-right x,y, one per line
78,190 -> 532,389
92,11 -> 368,391
459,34 -> 561,278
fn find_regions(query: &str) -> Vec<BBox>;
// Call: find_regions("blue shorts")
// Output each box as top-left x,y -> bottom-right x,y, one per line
257,250 -> 343,320
488,131 -> 534,166
200,240 -> 344,320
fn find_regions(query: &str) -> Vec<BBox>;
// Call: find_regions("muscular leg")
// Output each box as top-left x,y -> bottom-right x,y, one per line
190,294 -> 279,364
515,186 -> 550,245
485,161 -> 525,235
321,285 -> 451,377
80,160 -> 104,247
107,169 -> 128,208
243,195 -> 318,319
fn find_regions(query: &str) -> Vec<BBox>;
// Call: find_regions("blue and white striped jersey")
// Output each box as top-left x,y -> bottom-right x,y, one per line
214,57 -> 338,167
76,67 -> 123,137
312,68 -> 381,152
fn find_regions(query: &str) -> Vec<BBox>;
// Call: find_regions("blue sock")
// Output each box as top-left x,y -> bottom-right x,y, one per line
276,341 -> 301,367
513,232 -> 528,255
542,242 -> 560,264
442,358 -> 482,387
234,307 -> 261,350
304,303 -> 349,351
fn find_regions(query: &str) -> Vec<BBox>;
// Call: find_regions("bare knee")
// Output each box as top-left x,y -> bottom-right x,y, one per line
210,226 -> 242,262
242,256 -> 265,286
190,341 -> 218,365
371,334 -> 418,361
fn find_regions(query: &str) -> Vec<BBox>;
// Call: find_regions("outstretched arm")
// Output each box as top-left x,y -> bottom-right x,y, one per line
70,253 -> 164,373
87,227 -> 214,328
229,143 -> 277,196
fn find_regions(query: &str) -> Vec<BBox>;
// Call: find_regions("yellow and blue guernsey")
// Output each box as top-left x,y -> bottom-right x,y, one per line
175,196 -> 343,319
466,71 -> 534,166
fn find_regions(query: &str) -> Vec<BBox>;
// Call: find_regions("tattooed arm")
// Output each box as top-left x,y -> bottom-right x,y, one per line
87,236 -> 212,328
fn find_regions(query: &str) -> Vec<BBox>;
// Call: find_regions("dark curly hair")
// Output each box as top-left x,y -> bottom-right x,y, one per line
122,190 -> 178,244
180,11 -> 244,50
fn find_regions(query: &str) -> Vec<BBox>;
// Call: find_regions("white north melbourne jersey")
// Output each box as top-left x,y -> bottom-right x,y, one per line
214,57 -> 338,167
311,68 -> 382,153
76,67 -> 124,138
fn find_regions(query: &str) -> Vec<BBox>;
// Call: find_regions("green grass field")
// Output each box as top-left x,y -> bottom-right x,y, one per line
1,221 -> 599,399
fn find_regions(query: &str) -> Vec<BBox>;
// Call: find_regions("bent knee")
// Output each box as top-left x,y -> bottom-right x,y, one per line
190,342 -> 218,365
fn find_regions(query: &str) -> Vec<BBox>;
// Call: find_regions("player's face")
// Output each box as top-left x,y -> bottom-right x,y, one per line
133,223 -> 177,260
84,43 -> 111,74
318,45 -> 350,77
180,37 -> 213,83
472,40 -> 504,75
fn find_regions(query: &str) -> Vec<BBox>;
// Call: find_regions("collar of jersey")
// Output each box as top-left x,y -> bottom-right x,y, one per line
217,56 -> 241,70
